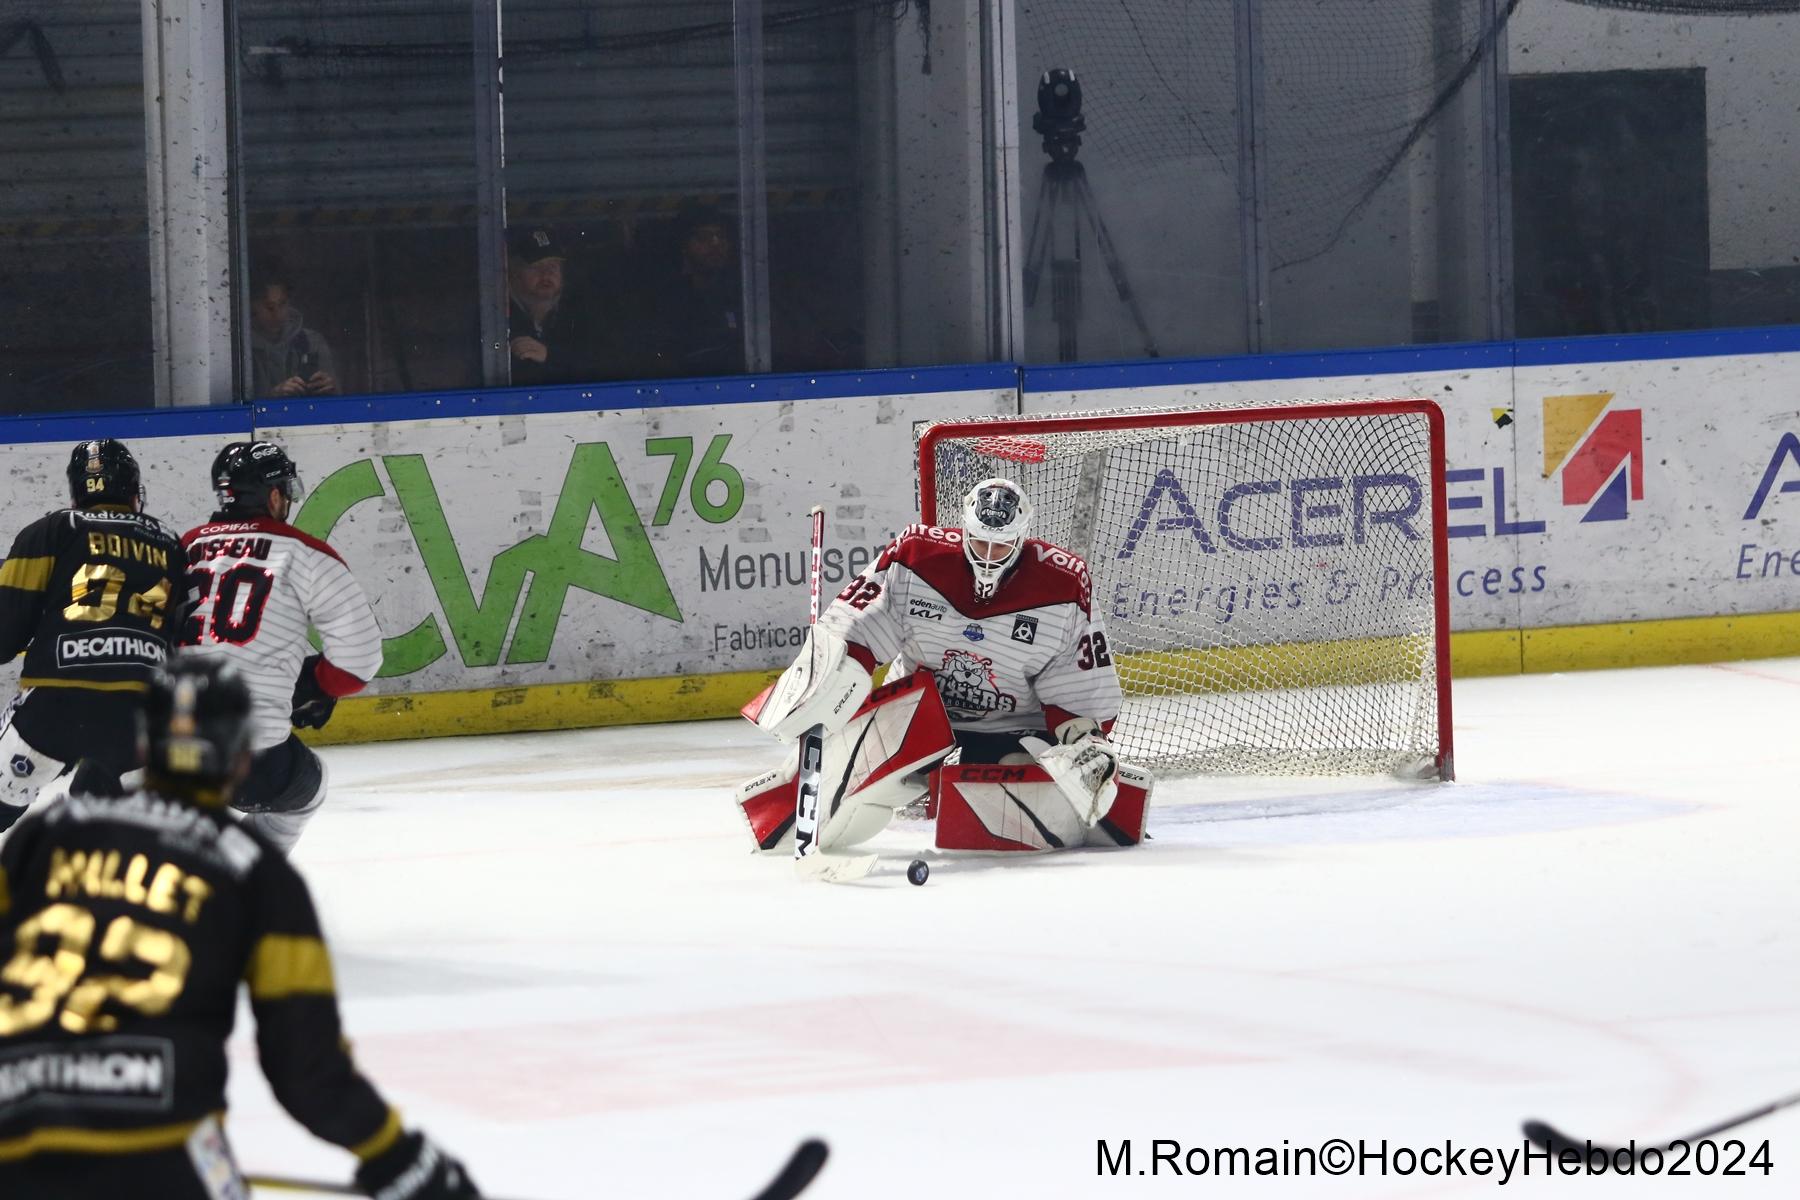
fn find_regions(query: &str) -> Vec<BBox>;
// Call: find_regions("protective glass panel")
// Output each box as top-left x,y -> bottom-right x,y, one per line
853,3 -> 1003,368
0,1 -> 153,413
1014,4 -> 1248,363
1509,1 -> 1800,334
236,1 -> 484,398
1259,0 -> 1501,350
759,3 -> 867,373
501,0 -> 739,384
499,1 -> 995,382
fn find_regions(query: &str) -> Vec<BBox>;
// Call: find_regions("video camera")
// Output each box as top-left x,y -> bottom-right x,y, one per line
1032,67 -> 1085,163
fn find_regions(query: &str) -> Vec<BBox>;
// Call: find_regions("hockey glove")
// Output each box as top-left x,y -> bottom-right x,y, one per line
1020,732 -> 1120,827
291,655 -> 339,730
353,1130 -> 480,1200
68,758 -> 126,798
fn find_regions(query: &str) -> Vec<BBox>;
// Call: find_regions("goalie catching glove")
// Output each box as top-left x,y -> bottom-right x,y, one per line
1019,716 -> 1120,828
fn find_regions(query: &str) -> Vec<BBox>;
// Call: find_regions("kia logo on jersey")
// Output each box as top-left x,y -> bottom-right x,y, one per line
908,598 -> 946,621
962,623 -> 985,642
1011,616 -> 1038,644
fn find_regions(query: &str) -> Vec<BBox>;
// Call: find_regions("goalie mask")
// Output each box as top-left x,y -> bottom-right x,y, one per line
961,478 -> 1033,601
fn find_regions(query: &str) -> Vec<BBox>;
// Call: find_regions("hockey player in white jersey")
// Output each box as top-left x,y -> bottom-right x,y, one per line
178,441 -> 382,852
738,479 -> 1150,855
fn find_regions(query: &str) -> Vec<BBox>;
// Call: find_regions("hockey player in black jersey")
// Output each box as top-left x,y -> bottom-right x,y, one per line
0,440 -> 183,833
0,654 -> 480,1199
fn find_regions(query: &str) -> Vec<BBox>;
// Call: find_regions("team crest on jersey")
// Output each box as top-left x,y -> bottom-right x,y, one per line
937,649 -> 1017,718
1011,615 -> 1038,644
962,623 -> 985,642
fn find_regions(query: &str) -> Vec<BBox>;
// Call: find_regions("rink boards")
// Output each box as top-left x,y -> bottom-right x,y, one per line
2,329 -> 1798,742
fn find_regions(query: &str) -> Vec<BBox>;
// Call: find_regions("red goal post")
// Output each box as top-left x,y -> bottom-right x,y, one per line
917,399 -> 1454,780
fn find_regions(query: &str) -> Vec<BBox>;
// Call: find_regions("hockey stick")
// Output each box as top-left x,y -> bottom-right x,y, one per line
1523,1089 -> 1800,1166
793,505 -> 828,863
795,849 -> 880,883
247,1136 -> 830,1199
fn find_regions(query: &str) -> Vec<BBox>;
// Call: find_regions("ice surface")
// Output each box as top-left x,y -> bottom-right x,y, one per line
226,659 -> 1800,1197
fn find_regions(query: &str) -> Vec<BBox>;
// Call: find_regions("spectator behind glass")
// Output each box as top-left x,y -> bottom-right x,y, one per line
249,271 -> 340,398
507,226 -> 603,385
641,204 -> 746,378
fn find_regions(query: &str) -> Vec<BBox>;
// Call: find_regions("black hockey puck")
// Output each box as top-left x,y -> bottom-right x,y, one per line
907,859 -> 930,886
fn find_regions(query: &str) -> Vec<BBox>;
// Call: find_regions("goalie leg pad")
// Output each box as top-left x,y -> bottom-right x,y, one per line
735,669 -> 954,853
736,744 -> 801,854
1083,763 -> 1152,847
931,763 -> 1088,852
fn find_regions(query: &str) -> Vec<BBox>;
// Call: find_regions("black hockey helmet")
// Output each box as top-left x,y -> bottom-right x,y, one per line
212,440 -> 303,516
67,438 -> 143,508
139,654 -> 253,802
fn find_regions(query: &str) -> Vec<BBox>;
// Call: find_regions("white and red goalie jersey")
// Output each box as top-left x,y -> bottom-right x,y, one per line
178,518 -> 383,752
819,524 -> 1121,738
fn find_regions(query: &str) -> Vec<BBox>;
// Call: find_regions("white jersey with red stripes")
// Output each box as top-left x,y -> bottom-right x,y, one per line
820,524 -> 1121,736
178,517 -> 382,752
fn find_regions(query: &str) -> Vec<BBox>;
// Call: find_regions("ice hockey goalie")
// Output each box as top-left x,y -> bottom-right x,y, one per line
736,479 -> 1151,854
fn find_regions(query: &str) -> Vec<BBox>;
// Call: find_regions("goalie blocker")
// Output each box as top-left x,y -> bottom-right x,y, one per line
736,670 -> 1150,854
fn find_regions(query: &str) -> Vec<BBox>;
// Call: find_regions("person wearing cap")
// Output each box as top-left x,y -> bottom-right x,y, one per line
505,226 -> 602,386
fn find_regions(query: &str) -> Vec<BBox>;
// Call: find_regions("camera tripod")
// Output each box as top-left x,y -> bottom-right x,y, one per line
1022,69 -> 1160,363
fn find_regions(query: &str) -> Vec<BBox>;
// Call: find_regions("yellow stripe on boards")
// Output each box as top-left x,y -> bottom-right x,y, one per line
296,611 -> 1800,747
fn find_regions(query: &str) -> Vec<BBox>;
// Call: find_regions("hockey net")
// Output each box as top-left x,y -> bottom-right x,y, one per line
917,400 -> 1453,780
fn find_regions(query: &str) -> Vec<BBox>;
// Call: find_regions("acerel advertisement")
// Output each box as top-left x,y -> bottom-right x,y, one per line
1028,351 -> 1800,635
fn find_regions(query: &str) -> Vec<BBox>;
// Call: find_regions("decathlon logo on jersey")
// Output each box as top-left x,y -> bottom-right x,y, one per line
56,630 -> 168,668
1543,393 -> 1645,523
0,1038 -> 174,1110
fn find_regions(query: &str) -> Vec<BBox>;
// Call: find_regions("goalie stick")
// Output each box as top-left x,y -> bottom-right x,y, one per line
795,849 -> 879,883
1522,1088 -> 1800,1167
792,505 -> 828,864
246,1136 -> 830,1199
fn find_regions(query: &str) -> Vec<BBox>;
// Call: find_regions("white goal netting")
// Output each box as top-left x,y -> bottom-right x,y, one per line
918,400 -> 1452,779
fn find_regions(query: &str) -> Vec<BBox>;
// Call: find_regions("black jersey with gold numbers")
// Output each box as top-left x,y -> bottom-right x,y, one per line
0,505 -> 183,693
0,790 -> 399,1164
